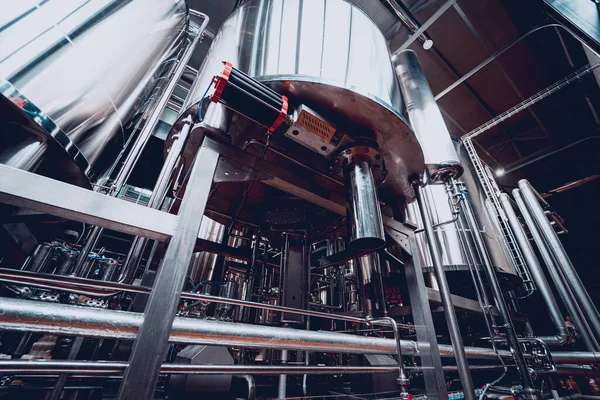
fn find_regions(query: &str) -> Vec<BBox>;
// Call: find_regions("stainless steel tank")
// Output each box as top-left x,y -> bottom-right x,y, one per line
188,218 -> 226,285
406,138 -> 515,275
174,0 -> 424,199
0,0 -> 188,186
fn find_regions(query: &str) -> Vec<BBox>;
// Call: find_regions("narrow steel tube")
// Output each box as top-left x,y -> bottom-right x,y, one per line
278,349 -> 288,400
457,185 -> 537,397
368,317 -> 409,392
414,184 -> 476,400
513,189 -> 600,351
499,193 -> 569,346
519,179 -> 600,344
344,159 -> 385,251
0,361 -> 507,376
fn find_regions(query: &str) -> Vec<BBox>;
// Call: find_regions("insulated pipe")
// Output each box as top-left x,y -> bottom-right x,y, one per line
414,184 -> 476,400
344,159 -> 385,251
499,193 -> 569,346
457,184 -> 537,398
513,189 -> 600,352
519,179 -> 600,344
394,50 -> 462,182
4,297 -> 600,366
0,297 -> 514,360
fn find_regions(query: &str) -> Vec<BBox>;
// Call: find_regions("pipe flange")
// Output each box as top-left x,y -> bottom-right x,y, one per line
333,145 -> 385,184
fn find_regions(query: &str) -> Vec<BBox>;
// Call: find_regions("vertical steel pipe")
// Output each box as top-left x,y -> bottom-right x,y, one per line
414,184 -> 476,400
394,50 -> 462,182
278,349 -> 288,400
518,179 -> 600,344
458,187 -> 537,398
513,189 -> 600,351
344,159 -> 385,251
499,193 -> 569,346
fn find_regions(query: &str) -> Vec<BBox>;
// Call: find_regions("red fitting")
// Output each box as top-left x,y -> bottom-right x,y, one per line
211,61 -> 233,103
268,95 -> 288,133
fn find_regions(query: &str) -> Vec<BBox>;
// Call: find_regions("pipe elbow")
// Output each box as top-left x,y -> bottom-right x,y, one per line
539,329 -> 571,347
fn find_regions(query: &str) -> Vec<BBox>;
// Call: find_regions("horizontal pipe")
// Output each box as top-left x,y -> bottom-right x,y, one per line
3,276 -> 600,366
0,269 -> 366,324
551,352 -> 600,364
0,361 -> 506,376
0,297 -> 513,360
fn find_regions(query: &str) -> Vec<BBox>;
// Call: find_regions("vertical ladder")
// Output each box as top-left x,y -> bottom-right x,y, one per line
463,139 -> 536,296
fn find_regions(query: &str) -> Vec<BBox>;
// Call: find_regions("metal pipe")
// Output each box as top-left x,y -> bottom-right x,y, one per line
0,268 -> 368,324
504,136 -> 600,175
457,183 -> 537,398
383,0 -> 433,49
512,189 -> 599,351
462,62 -> 600,141
344,159 -> 385,251
368,317 -> 409,393
0,361 -> 507,376
0,297 -> 517,360
414,184 -> 476,400
499,193 -> 569,346
552,352 -> 600,364
436,24 -> 560,100
278,349 -> 288,400
393,0 -> 457,53
519,179 -> 600,344
394,50 -> 462,182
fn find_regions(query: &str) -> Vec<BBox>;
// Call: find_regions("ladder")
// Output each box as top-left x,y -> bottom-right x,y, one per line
463,138 -> 536,296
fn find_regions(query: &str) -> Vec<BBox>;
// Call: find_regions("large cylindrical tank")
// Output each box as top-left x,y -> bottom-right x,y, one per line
0,0 -> 188,186
406,138 -> 515,275
173,0 -> 424,199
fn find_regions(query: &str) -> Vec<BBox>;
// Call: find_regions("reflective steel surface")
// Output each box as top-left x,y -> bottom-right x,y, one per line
180,0 -> 424,199
0,0 -> 188,183
394,50 -> 462,182
406,140 -> 514,274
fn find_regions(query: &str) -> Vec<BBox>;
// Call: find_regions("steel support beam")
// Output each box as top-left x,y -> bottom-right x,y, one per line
118,142 -> 219,399
0,164 -> 177,241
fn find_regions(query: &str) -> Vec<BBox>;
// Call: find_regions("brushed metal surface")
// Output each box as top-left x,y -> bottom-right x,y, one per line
178,0 -> 424,199
0,0 -> 188,182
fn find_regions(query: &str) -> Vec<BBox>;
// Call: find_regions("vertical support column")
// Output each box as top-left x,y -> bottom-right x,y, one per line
390,227 -> 448,400
414,184 -> 476,400
279,233 -> 307,324
117,142 -> 220,399
519,179 -> 600,345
